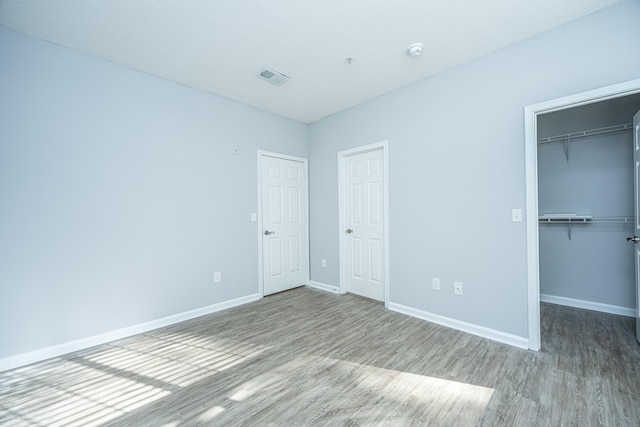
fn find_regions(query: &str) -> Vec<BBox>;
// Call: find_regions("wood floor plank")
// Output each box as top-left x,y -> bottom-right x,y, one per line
1,287 -> 640,426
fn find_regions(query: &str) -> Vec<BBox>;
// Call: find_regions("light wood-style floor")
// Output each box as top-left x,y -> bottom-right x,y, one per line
1,287 -> 640,426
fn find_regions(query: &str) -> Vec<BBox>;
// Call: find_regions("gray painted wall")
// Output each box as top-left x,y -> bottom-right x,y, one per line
0,27 -> 308,359
2,0 -> 640,361
308,0 -> 640,338
537,97 -> 640,309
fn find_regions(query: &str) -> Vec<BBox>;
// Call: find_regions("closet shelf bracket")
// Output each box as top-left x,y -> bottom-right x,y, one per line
564,135 -> 571,162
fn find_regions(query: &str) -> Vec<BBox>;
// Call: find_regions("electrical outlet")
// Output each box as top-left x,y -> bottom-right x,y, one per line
214,272 -> 221,283
454,281 -> 463,295
432,278 -> 440,290
321,259 -> 327,268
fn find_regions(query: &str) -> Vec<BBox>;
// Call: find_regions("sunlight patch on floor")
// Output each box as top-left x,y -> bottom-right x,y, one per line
196,405 -> 226,422
195,354 -> 495,423
0,332 -> 266,426
0,360 -> 171,426
81,332 -> 265,388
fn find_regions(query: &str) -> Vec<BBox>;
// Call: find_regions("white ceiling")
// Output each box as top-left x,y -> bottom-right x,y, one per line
0,0 -> 624,123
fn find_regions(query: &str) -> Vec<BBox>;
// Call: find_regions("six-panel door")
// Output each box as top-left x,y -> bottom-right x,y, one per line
345,149 -> 384,301
262,156 -> 308,296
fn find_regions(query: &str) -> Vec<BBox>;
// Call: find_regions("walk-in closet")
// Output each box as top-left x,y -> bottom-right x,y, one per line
537,94 -> 640,320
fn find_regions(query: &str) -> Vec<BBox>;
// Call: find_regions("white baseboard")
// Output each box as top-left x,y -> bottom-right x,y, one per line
387,302 -> 529,350
540,294 -> 635,318
0,293 -> 262,373
307,281 -> 340,294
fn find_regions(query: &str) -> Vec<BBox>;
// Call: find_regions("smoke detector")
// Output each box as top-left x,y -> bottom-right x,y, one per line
407,43 -> 424,57
258,68 -> 289,86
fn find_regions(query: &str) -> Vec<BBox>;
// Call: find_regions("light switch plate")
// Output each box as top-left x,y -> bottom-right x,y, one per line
512,208 -> 523,223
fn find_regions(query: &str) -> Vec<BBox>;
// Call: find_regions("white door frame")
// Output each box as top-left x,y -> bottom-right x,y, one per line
257,150 -> 310,297
338,141 -> 390,306
524,78 -> 640,351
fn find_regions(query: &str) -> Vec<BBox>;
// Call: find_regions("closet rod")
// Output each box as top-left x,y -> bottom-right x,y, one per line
537,123 -> 632,145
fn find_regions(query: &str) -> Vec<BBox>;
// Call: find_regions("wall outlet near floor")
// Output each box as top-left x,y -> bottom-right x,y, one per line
454,281 -> 463,295
321,259 -> 327,268
214,272 -> 222,283
432,277 -> 440,290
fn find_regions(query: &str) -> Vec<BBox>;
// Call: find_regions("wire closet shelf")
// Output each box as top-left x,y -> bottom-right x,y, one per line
537,122 -> 633,162
537,123 -> 633,145
538,215 -> 635,240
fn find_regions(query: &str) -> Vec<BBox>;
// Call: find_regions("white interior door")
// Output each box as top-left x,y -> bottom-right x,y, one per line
632,110 -> 640,343
261,154 -> 308,296
344,149 -> 385,301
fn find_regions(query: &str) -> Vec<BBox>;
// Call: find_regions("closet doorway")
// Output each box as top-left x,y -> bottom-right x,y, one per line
524,79 -> 640,351
537,95 -> 640,323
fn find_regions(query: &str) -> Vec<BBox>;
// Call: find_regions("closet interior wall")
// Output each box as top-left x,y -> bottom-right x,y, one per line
537,95 -> 640,313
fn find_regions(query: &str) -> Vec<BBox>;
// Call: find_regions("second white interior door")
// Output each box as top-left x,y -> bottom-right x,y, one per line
345,148 -> 384,301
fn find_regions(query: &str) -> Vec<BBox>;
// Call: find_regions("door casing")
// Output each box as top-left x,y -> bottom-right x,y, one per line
633,109 -> 640,343
338,141 -> 390,305
257,150 -> 310,297
524,78 -> 640,351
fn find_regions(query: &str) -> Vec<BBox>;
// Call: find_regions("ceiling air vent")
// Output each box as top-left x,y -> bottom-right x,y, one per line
258,68 -> 289,86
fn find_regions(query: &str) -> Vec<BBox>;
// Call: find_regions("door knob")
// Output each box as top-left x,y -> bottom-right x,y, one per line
346,229 -> 353,234
264,230 -> 275,235
627,236 -> 640,243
